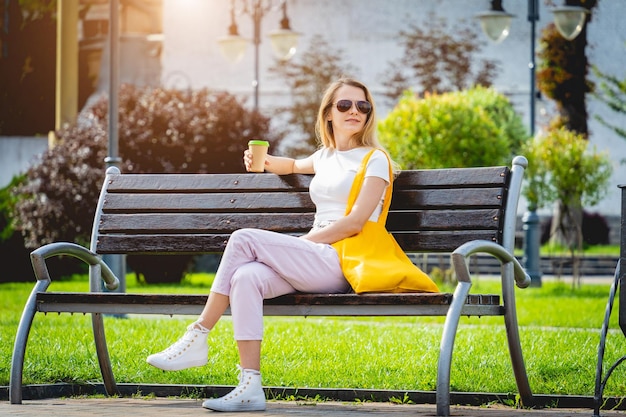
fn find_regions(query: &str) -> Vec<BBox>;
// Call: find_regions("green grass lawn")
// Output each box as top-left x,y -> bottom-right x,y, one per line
1,272 -> 625,398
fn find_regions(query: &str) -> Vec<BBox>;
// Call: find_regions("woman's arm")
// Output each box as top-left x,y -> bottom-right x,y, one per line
243,151 -> 315,175
301,176 -> 387,244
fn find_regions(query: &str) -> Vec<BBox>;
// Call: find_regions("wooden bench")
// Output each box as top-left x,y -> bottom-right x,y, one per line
10,155 -> 533,416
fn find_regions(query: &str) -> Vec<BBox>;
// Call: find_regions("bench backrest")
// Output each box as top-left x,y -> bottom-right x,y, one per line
92,163 -> 519,256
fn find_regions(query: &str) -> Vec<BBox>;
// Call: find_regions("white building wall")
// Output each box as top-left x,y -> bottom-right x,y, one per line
0,137 -> 48,188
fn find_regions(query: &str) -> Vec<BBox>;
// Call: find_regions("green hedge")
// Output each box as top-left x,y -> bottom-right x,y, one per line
378,86 -> 528,169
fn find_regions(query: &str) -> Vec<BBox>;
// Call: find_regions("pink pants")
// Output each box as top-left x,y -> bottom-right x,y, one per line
210,228 -> 349,340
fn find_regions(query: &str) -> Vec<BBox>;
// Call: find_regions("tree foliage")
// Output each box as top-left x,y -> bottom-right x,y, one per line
523,127 -> 612,211
522,126 -> 612,284
379,12 -> 499,105
378,86 -> 528,170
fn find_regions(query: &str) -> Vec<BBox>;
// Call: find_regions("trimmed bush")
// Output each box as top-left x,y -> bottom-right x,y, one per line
378,86 -> 528,169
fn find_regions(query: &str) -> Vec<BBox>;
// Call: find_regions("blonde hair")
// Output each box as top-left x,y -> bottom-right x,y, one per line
315,78 -> 383,150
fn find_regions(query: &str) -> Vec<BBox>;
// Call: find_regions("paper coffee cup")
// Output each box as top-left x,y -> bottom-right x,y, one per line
248,140 -> 269,172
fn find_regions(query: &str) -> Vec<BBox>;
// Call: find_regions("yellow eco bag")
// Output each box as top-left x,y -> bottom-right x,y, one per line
331,149 -> 439,294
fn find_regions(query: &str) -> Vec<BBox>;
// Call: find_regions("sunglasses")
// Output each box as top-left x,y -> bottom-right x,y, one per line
334,99 -> 372,114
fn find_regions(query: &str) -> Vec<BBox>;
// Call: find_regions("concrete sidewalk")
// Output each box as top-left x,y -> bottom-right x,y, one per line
3,398 -> 626,417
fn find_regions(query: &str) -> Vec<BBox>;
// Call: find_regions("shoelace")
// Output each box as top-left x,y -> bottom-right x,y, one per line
223,365 -> 247,400
161,324 -> 201,357
235,364 -> 244,382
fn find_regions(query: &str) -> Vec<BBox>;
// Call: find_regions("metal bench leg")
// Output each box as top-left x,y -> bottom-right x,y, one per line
92,312 -> 119,396
501,262 -> 533,407
10,279 -> 50,404
437,280 -> 471,416
88,263 -> 119,397
594,260 -> 621,417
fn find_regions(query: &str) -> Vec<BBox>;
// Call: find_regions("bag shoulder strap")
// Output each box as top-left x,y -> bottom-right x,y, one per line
343,148 -> 393,224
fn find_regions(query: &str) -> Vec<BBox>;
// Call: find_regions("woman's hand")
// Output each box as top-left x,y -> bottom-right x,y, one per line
304,176 -> 387,245
243,149 -> 253,172
244,151 -> 315,175
243,149 -> 267,172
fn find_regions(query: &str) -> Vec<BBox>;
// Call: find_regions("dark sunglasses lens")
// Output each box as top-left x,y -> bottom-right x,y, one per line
336,100 -> 352,112
335,100 -> 371,114
357,101 -> 372,114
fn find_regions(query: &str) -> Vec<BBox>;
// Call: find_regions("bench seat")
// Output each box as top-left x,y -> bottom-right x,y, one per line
35,292 -> 502,316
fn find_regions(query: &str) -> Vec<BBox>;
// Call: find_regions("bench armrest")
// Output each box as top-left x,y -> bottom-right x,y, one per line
30,242 -> 119,291
451,239 -> 531,288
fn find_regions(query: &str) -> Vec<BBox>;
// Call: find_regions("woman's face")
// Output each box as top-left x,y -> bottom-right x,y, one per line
329,85 -> 369,142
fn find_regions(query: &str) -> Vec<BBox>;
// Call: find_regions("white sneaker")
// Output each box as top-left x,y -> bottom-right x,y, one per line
146,321 -> 209,371
202,366 -> 266,412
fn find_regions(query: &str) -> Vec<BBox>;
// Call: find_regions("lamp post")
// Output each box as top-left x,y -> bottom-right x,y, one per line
476,0 -> 589,136
218,0 -> 300,112
104,0 -> 125,294
476,0 -> 589,286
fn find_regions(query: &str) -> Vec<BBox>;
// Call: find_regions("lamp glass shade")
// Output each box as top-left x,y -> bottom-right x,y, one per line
218,35 -> 248,63
268,29 -> 300,60
476,11 -> 514,43
552,6 -> 588,40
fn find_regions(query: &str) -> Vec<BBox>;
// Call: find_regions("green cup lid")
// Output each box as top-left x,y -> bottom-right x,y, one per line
248,140 -> 269,146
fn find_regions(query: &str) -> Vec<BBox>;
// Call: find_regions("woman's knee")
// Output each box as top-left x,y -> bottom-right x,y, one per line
228,228 -> 265,250
230,262 -> 265,292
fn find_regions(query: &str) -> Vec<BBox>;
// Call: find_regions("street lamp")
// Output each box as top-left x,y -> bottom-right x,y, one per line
476,0 -> 589,136
218,0 -> 300,111
552,5 -> 590,40
476,0 -> 589,287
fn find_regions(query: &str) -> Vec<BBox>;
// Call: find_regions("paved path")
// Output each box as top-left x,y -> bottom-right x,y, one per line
2,398 -> 625,417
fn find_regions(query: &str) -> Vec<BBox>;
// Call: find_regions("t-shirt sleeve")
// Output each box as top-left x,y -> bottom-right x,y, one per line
365,149 -> 391,183
311,148 -> 325,173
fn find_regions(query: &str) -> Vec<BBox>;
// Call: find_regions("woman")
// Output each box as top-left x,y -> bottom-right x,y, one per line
146,78 -> 393,412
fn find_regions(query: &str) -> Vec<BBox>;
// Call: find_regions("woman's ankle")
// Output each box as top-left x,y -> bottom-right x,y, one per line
192,317 -> 210,333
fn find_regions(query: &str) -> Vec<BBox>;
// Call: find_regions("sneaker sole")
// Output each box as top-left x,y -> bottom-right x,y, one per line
146,357 -> 207,371
202,400 -> 266,412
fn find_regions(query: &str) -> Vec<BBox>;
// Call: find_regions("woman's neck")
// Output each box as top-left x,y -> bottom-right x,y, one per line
335,135 -> 356,151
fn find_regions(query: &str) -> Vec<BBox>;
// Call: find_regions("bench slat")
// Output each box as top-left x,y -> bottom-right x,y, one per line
394,167 -> 508,188
102,192 -> 315,212
107,173 -> 312,192
104,168 -> 508,193
96,230 -> 500,254
103,188 -> 503,213
99,213 -> 316,233
98,209 -> 502,235
391,189 -> 504,210
101,188 -> 504,213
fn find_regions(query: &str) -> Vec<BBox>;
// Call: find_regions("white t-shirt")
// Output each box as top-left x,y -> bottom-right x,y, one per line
309,147 -> 391,224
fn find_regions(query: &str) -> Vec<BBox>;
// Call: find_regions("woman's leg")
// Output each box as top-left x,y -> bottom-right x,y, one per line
149,228 -> 347,373
197,292 -> 229,330
202,229 -> 347,412
211,228 -> 348,296
212,228 -> 348,340
237,340 -> 261,370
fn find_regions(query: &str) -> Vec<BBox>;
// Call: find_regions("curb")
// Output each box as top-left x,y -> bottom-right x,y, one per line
2,383 -> 625,410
